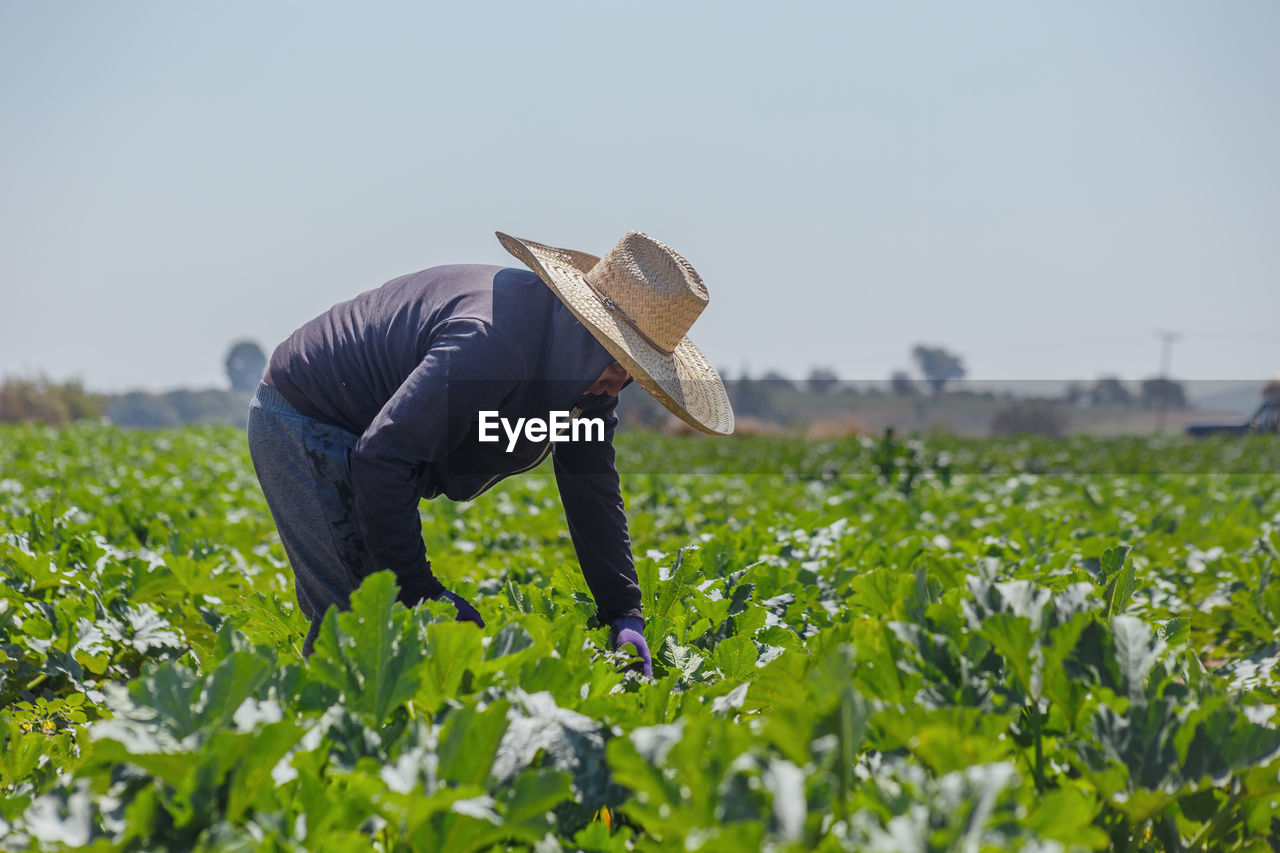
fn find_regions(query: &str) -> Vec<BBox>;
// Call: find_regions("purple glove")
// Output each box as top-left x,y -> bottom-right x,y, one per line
609,616 -> 652,677
436,590 -> 485,628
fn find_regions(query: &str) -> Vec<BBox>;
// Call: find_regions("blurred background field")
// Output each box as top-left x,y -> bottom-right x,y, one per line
1,360 -> 1271,439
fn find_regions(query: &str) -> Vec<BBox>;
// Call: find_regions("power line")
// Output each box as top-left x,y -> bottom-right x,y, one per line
942,329 -> 1272,361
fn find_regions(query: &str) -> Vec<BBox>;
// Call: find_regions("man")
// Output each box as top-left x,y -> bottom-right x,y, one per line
247,231 -> 735,672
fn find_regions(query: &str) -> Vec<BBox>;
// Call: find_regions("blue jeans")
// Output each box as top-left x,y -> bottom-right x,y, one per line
247,382 -> 372,656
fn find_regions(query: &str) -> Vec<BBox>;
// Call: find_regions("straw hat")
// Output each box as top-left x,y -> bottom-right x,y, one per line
497,231 -> 735,435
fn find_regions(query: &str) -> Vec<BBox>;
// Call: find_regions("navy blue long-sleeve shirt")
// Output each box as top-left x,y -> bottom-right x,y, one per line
266,264 -> 642,624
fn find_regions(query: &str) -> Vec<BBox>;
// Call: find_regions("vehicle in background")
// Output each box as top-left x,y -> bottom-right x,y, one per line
1186,381 -> 1280,437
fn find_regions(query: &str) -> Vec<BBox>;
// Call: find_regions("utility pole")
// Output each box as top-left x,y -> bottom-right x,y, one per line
1154,330 -> 1181,433
1155,330 -> 1181,378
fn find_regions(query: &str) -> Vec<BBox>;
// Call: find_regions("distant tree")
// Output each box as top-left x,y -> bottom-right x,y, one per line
1063,382 -> 1087,405
990,401 -> 1069,438
1140,377 -> 1187,410
890,370 -> 918,396
616,384 -> 667,428
730,369 -> 773,418
225,340 -> 267,392
169,388 -> 243,422
761,370 -> 795,392
106,388 -> 254,427
806,367 -> 839,395
106,392 -> 183,427
1090,376 -> 1132,407
911,345 -> 966,394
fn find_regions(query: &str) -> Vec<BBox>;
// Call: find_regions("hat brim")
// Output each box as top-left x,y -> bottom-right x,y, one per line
497,232 -> 735,436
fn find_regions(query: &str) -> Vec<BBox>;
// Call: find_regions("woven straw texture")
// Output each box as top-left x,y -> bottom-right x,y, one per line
497,231 -> 735,436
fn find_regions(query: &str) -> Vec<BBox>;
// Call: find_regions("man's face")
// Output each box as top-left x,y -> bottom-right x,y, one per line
586,362 -> 630,397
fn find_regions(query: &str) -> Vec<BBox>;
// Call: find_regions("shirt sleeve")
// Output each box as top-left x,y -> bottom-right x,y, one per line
350,318 -> 525,604
552,393 -> 643,625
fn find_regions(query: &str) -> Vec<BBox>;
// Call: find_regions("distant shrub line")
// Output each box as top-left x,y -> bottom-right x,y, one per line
0,376 -> 104,426
0,376 -> 251,428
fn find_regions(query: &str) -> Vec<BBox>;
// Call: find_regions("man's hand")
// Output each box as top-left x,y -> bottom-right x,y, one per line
436,590 -> 485,628
609,616 -> 652,677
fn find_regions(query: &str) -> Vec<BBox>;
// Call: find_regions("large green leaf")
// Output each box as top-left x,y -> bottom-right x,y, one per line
1111,614 -> 1165,703
1177,696 -> 1280,787
496,767 -> 573,834
91,648 -> 273,753
711,634 -> 758,681
1101,545 -> 1137,620
224,719 -> 305,821
437,701 -> 511,788
415,619 -> 484,711
309,571 -> 423,726
651,547 -> 702,635
978,613 -> 1039,699
658,635 -> 706,681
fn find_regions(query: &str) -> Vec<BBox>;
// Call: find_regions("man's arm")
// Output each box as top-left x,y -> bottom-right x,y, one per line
350,318 -> 525,604
552,394 -> 643,624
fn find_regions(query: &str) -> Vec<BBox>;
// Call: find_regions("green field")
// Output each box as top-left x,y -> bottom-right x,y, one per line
2,424 -> 1279,851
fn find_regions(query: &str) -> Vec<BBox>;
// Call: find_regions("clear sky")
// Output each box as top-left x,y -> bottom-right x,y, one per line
2,1 -> 1277,391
